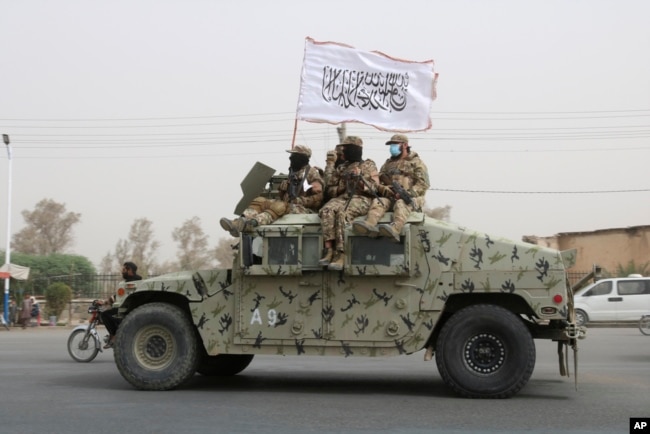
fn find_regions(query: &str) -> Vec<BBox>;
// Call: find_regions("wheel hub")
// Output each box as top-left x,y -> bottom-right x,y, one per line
464,333 -> 506,374
134,326 -> 175,370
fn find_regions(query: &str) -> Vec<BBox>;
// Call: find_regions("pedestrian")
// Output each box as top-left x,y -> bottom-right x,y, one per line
20,294 -> 32,329
318,136 -> 380,270
9,297 -> 17,327
352,134 -> 430,242
220,145 -> 324,237
98,261 -> 142,348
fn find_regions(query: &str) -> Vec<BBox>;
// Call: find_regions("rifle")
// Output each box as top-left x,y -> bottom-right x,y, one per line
391,181 -> 415,207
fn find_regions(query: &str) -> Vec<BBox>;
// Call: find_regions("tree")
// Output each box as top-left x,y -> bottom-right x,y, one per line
104,218 -> 160,277
2,251 -> 97,297
615,260 -> 649,277
44,282 -> 72,318
12,198 -> 81,255
213,237 -> 237,269
172,216 -> 212,270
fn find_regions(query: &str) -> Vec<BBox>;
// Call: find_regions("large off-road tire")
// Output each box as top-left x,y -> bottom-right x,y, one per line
575,309 -> 588,327
67,329 -> 100,363
197,354 -> 254,376
435,304 -> 536,399
114,302 -> 199,390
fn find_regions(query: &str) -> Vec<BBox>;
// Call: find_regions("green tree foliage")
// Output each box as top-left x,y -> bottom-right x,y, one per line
3,252 -> 97,296
615,260 -> 649,277
44,282 -> 72,318
12,198 -> 81,255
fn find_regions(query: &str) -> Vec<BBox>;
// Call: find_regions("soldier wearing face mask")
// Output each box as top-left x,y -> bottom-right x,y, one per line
352,134 -> 430,242
220,145 -> 324,237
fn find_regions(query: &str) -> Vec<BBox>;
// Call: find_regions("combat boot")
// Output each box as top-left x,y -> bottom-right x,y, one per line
220,217 -> 246,238
318,248 -> 334,266
328,252 -> 345,271
378,223 -> 401,243
352,216 -> 379,237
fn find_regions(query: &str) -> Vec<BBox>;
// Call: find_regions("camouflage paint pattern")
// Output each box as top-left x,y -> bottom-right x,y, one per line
115,211 -> 578,359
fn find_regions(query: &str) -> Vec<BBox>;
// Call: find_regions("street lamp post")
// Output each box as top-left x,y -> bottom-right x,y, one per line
3,134 -> 12,324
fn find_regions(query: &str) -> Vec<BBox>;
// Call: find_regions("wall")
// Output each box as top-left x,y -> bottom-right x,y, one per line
523,225 -> 650,274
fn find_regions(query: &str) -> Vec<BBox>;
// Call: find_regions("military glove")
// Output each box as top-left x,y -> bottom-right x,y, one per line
326,150 -> 336,166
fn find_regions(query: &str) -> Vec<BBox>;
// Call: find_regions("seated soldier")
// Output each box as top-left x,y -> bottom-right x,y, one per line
352,134 -> 430,242
220,145 -> 324,237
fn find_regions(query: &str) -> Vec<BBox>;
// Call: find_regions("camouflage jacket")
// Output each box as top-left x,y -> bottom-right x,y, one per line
327,159 -> 379,199
379,151 -> 430,197
278,165 -> 324,211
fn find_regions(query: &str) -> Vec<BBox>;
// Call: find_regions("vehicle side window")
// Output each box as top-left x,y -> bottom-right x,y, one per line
584,281 -> 612,296
268,237 -> 298,265
618,280 -> 647,296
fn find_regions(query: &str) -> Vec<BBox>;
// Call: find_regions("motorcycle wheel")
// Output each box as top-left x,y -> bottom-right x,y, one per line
639,316 -> 650,336
67,329 -> 100,362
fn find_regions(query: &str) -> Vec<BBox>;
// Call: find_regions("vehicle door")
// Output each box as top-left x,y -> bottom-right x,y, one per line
614,279 -> 650,321
578,280 -> 616,321
236,225 -> 325,345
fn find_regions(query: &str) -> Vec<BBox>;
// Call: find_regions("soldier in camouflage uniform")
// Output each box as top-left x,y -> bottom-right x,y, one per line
318,136 -> 380,271
322,144 -> 345,202
220,145 -> 324,237
352,134 -> 430,242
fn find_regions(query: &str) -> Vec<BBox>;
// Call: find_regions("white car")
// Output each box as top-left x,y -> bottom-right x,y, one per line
574,276 -> 650,326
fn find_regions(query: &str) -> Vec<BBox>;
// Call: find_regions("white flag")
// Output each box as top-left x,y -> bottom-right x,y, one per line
296,37 -> 437,132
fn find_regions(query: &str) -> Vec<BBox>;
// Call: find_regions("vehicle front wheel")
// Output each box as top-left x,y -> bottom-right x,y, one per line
575,309 -> 588,327
435,304 -> 536,399
197,354 -> 254,376
639,315 -> 650,336
114,302 -> 199,390
67,328 -> 100,363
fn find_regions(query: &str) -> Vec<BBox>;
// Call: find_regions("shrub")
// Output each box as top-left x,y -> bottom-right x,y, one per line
44,282 -> 72,318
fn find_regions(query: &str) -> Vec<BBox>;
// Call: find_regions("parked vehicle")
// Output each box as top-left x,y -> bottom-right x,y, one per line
574,276 -> 650,326
67,300 -> 110,362
639,314 -> 650,336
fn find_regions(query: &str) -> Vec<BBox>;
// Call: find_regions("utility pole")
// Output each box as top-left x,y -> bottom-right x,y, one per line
3,134 -> 12,323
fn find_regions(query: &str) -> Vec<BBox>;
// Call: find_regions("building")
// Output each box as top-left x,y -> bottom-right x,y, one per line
523,225 -> 650,275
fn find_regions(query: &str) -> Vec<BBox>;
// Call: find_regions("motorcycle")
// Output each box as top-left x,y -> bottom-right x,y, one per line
639,314 -> 650,336
67,300 -> 111,362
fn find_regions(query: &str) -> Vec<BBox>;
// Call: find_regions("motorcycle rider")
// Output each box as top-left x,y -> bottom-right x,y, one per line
98,261 -> 142,348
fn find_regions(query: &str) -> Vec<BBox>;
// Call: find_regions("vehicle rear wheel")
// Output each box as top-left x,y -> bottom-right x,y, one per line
67,328 -> 100,363
435,304 -> 536,399
639,315 -> 650,336
197,354 -> 254,376
575,309 -> 588,327
114,302 -> 199,390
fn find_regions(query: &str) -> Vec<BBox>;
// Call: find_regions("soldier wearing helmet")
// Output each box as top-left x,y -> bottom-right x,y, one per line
220,145 -> 324,237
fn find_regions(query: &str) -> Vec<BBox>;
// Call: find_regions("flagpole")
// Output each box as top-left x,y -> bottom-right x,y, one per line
290,117 -> 298,149
2,134 -> 11,324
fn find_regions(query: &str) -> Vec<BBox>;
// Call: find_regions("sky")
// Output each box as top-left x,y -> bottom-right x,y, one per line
0,0 -> 648,270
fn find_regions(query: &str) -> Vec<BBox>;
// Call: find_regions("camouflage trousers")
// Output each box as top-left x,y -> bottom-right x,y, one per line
319,195 -> 373,251
243,200 -> 315,226
366,196 -> 425,231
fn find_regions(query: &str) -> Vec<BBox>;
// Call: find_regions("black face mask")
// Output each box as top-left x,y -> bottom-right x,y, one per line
343,145 -> 363,163
289,154 -> 310,171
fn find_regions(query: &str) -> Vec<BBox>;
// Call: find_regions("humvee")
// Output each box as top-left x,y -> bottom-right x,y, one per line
112,162 -> 586,398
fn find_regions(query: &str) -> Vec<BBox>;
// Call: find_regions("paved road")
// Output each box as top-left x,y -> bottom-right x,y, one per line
0,326 -> 648,434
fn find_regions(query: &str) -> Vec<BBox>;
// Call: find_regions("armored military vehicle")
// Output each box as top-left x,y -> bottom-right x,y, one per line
112,162 -> 586,398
